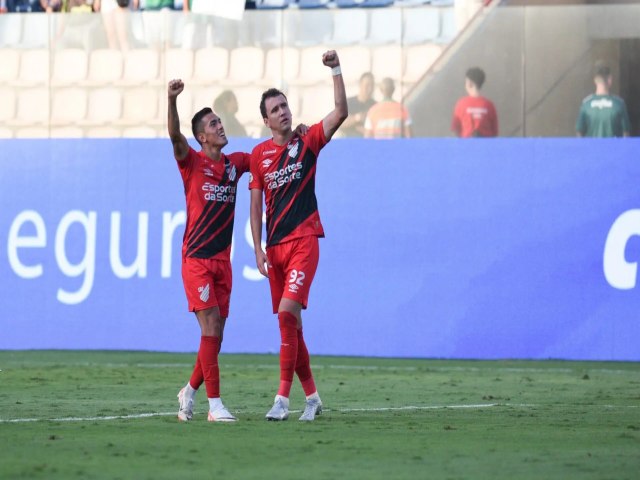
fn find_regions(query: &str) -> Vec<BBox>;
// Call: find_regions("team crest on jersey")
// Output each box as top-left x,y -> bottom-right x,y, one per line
287,141 -> 299,159
226,164 -> 237,182
198,283 -> 210,302
262,158 -> 273,167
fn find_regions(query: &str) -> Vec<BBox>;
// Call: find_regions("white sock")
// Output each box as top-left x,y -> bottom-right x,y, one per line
208,397 -> 223,411
185,383 -> 197,398
306,391 -> 320,401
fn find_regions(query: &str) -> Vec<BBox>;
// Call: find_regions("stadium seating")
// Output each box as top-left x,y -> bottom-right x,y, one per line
9,88 -> 50,127
13,49 -> 49,87
119,49 -> 161,86
263,47 -> 301,87
117,88 -> 160,125
365,7 -> 402,44
0,90 -> 17,123
290,45 -> 332,86
371,44 -> 404,82
82,88 -> 123,126
1,3 -> 456,138
164,48 -> 195,84
255,0 -> 291,8
336,45 -> 372,87
84,49 -> 124,86
51,88 -> 88,126
223,46 -> 266,86
192,47 -> 229,85
52,49 -> 89,86
402,5 -> 441,44
328,8 -> 368,45
0,49 -> 20,85
0,15 -> 22,47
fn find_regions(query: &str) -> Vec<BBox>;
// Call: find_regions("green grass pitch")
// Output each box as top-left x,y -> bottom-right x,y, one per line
0,351 -> 638,479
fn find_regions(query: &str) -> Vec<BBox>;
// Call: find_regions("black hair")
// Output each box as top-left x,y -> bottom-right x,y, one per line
260,88 -> 287,119
466,67 -> 486,89
594,64 -> 611,80
191,107 -> 212,145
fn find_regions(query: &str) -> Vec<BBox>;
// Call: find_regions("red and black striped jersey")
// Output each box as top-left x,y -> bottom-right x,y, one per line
177,147 -> 250,259
249,122 -> 328,247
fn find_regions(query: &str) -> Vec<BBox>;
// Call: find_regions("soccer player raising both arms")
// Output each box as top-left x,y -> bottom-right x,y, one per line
249,50 -> 348,421
167,79 -> 249,423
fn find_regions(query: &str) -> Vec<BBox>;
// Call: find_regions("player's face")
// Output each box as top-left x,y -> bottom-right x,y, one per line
264,95 -> 292,132
199,112 -> 228,148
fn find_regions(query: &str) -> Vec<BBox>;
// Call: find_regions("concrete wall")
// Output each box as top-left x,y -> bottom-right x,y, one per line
408,4 -> 640,137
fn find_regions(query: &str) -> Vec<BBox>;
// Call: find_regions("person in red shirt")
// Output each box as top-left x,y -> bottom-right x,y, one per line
451,67 -> 498,138
168,79 -> 249,423
249,50 -> 348,422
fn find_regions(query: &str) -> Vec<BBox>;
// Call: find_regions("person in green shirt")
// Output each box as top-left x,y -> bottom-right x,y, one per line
576,65 -> 631,138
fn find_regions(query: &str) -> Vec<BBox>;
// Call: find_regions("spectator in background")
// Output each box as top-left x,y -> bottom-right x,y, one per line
6,0 -> 42,11
213,90 -> 247,138
96,0 -> 138,51
141,0 -> 174,48
40,0 -> 61,11
451,67 -> 498,138
364,77 -> 412,139
341,72 -> 376,138
576,64 -> 631,138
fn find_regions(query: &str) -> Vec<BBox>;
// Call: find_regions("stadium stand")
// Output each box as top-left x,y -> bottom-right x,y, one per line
164,48 -> 195,83
13,49 -> 49,87
0,90 -> 17,125
191,47 -> 229,84
0,2 -> 457,138
402,5 -> 441,44
328,8 -> 367,45
222,46 -> 266,86
365,7 -> 402,44
82,88 -> 123,127
119,49 -> 161,86
52,48 -> 89,86
263,46 -> 301,87
51,88 -> 88,126
0,48 -> 20,85
84,49 -> 124,86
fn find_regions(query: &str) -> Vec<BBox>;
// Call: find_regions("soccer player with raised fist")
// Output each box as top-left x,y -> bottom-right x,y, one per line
249,50 -> 348,421
168,78 -> 249,423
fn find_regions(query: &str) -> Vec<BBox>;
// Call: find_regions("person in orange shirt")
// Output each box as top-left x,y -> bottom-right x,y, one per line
364,77 -> 412,139
451,67 -> 498,138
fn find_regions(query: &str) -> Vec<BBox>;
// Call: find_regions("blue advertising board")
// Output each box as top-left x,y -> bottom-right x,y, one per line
1,138 -> 638,360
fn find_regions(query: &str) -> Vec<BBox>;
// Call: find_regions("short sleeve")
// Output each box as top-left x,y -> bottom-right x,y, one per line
248,148 -> 263,191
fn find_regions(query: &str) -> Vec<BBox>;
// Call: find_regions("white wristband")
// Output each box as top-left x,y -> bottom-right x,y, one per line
331,66 -> 342,77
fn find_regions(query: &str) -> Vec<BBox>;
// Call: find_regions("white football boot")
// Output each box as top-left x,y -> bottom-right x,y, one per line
299,394 -> 323,421
265,395 -> 290,421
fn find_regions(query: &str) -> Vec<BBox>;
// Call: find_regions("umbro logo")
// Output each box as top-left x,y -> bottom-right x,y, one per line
203,168 -> 214,177
262,159 -> 273,167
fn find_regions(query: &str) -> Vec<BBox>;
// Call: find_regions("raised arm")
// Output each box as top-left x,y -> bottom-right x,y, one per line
321,50 -> 348,141
167,79 -> 190,161
250,188 -> 269,277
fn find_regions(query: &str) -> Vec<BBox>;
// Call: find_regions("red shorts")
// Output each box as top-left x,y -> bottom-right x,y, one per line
266,235 -> 319,314
181,256 -> 232,317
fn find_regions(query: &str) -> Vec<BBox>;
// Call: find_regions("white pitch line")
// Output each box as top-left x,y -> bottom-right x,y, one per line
2,402 -> 638,424
3,363 -> 639,376
0,403 -> 519,424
